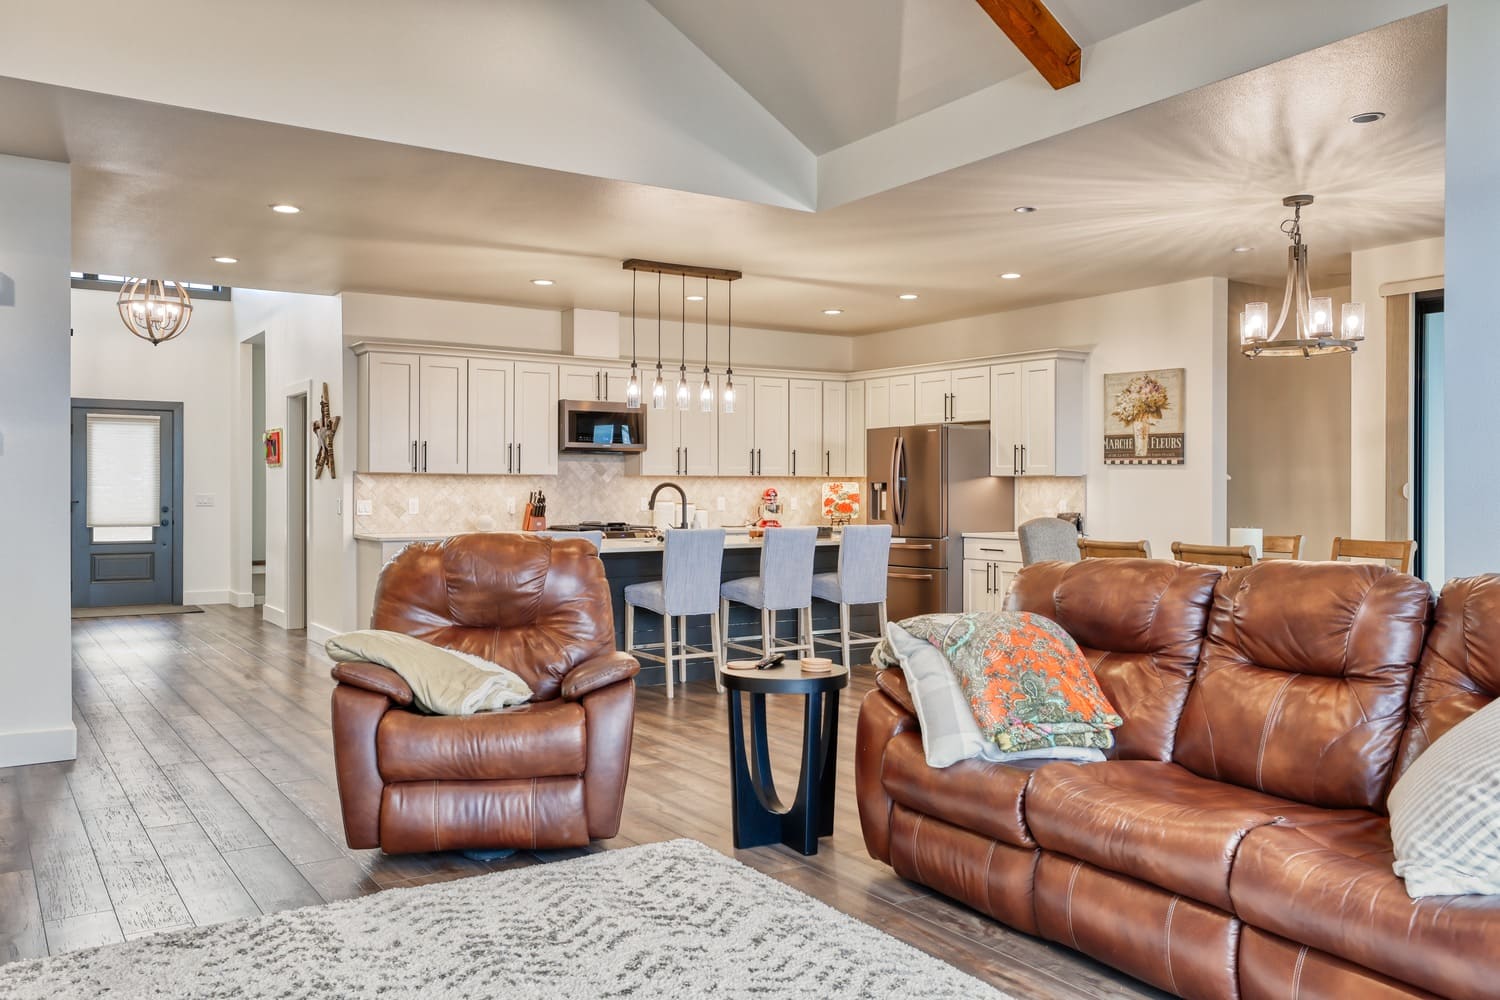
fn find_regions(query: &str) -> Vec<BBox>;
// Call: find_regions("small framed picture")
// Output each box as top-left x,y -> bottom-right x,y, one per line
264,429 -> 283,467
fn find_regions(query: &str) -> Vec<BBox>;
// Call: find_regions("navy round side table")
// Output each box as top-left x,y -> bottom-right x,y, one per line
722,663 -> 849,856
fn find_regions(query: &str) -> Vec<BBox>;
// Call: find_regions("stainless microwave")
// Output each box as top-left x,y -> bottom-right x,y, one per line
558,399 -> 647,454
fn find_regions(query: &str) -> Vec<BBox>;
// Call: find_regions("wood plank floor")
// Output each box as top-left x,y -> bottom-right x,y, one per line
0,606 -> 1163,998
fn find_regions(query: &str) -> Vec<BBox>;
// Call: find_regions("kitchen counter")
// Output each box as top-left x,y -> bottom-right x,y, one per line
961,530 -> 1019,541
353,529 -> 843,553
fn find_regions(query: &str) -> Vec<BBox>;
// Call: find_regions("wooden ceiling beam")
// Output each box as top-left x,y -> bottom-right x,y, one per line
973,0 -> 1081,90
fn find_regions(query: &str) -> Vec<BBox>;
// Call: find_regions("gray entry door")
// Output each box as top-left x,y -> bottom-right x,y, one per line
71,401 -> 181,607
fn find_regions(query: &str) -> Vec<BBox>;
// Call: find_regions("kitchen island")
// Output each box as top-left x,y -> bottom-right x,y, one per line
354,531 -> 879,687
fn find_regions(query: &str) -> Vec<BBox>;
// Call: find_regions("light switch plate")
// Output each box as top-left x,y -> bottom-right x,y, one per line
407,497 -> 420,515
335,497 -> 343,515
356,499 -> 373,516
194,494 -> 215,508
506,496 -> 517,515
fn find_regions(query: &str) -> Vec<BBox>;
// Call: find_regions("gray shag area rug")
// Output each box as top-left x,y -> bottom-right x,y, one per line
0,839 -> 1014,999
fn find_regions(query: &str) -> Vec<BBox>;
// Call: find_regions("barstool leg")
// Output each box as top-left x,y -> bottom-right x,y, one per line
663,612 -> 675,700
877,600 -> 889,635
799,606 -> 812,656
761,608 -> 773,658
709,611 -> 725,693
624,603 -> 635,655
720,598 -> 731,654
839,602 -> 852,668
678,616 -> 689,682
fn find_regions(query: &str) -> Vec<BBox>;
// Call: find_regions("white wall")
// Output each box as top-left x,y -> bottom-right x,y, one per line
0,155 -> 75,766
232,289 -> 353,644
1443,0 -> 1500,579
70,289 -> 238,603
1348,237 -> 1443,539
853,277 -> 1229,556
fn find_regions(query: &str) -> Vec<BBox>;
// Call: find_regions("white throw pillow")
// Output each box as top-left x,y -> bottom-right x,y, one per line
1389,697 -> 1500,897
883,623 -> 1104,769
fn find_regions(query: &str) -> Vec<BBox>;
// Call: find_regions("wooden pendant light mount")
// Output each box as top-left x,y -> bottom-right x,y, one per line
622,258 -> 742,282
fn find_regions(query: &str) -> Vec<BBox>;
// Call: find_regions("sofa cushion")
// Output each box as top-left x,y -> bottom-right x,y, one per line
1173,561 -> 1432,811
1006,559 -> 1220,761
1026,759 -> 1357,911
880,730 -> 1062,847
1230,815 -> 1500,1000
376,699 -> 587,782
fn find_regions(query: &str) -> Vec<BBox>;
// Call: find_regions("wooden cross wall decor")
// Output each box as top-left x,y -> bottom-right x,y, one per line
313,382 -> 340,479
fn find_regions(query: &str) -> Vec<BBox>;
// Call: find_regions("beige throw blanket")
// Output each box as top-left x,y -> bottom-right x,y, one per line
326,630 -> 532,715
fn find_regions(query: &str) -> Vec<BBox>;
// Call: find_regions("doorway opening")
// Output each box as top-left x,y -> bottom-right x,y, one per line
282,386 -> 311,630
250,337 -> 267,606
1413,290 -> 1445,584
70,399 -> 184,608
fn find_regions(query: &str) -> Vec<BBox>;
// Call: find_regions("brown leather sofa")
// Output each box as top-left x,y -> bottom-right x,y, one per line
857,559 -> 1500,999
330,533 -> 639,854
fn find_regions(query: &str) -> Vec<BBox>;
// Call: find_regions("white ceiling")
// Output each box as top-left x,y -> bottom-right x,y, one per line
0,8 -> 1445,336
645,0 -> 1198,153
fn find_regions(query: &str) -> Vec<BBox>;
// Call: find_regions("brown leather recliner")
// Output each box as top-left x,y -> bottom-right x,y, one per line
330,533 -> 639,854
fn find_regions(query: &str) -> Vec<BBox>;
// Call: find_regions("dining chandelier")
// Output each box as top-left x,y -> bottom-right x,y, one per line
622,258 -> 742,414
117,278 -> 193,346
1240,195 -> 1364,358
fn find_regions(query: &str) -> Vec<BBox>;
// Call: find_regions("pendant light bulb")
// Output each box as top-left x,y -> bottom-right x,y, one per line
722,374 -> 735,415
700,370 -> 714,412
651,367 -> 666,409
625,364 -> 641,409
675,365 -> 691,410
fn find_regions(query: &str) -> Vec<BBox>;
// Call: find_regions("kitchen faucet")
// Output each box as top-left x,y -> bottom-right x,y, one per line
648,482 -> 690,529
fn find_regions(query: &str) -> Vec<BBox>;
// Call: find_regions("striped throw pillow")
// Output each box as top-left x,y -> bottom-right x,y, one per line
1389,697 -> 1500,897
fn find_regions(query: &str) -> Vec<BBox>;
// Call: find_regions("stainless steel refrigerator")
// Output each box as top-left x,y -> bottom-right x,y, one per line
867,423 -> 1015,620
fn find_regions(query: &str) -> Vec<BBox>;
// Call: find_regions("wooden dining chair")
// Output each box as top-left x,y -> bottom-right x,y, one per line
1077,538 -> 1151,559
1330,537 -> 1417,573
1171,542 -> 1256,568
1261,534 -> 1304,560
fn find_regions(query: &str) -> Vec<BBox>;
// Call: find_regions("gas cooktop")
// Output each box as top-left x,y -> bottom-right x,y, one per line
547,521 -> 659,540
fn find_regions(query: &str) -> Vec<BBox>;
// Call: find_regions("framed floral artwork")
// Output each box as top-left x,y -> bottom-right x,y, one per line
1103,369 -> 1185,465
821,481 -> 861,524
264,428 -> 283,467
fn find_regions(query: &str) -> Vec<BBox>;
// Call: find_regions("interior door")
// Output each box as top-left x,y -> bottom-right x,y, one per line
990,363 -> 1023,476
418,355 -> 467,474
467,359 -> 512,474
788,378 -> 822,477
1019,359 -> 1057,476
364,352 -> 418,472
71,402 -> 178,607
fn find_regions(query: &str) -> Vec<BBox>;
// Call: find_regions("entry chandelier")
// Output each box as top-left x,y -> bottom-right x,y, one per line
1240,195 -> 1364,358
622,258 -> 742,414
117,278 -> 193,346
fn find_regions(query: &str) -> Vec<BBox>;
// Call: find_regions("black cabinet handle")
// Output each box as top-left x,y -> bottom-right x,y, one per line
826,450 -> 831,475
410,440 -> 417,472
422,441 -> 428,472
1020,444 -> 1026,475
792,449 -> 797,475
507,443 -> 513,473
517,444 -> 522,471
1012,444 -> 1019,476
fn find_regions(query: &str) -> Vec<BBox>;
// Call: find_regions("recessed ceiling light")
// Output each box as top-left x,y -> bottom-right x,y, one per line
1349,111 -> 1386,125
269,203 -> 301,214
1013,206 -> 1037,214
211,256 -> 238,264
1232,246 -> 1254,253
999,272 -> 1022,280
686,294 -> 704,302
898,293 -> 919,301
530,278 -> 555,286
822,309 -> 844,316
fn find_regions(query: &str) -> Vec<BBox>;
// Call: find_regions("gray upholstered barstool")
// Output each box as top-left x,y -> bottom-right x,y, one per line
809,523 -> 892,668
720,526 -> 818,661
623,528 -> 726,699
1017,517 -> 1079,565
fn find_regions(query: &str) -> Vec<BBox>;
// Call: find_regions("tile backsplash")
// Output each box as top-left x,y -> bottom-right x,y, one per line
354,455 -> 1085,536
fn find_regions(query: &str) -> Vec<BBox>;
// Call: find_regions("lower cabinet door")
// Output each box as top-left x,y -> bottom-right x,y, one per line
962,559 -> 991,613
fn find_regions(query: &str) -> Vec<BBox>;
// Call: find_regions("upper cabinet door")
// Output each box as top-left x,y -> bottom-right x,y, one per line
1018,359 -> 1057,476
559,365 -> 603,402
467,359 -> 513,474
990,363 -> 1023,476
718,378 -> 755,476
889,374 -> 916,427
788,378 -> 822,477
913,370 -> 951,424
680,381 -> 719,476
753,377 -> 790,477
865,377 -> 891,429
821,381 -> 847,478
362,353 -> 419,473
950,366 -> 992,422
601,366 -> 633,404
513,362 -> 558,475
636,396 -> 681,477
845,380 -> 866,479
418,355 -> 468,474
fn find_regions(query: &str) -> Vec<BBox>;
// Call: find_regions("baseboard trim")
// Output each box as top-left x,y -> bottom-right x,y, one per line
0,724 -> 78,767
184,589 -> 232,606
262,604 -> 289,628
229,590 -> 257,609
307,622 -> 338,646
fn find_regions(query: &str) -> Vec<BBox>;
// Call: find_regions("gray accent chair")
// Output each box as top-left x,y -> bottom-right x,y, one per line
623,528 -> 726,698
1018,517 -> 1081,565
810,523 -> 892,668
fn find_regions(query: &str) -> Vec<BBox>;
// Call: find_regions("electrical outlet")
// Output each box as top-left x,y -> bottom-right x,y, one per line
356,499 -> 373,516
407,497 -> 420,515
194,494 -> 215,508
335,497 -> 343,515
715,496 -> 726,512
506,496 -> 517,515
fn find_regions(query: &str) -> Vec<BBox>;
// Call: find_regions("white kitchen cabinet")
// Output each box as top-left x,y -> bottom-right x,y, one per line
513,362 -> 559,475
718,380 -> 755,476
866,377 -> 891,429
820,381 -> 846,478
752,377 -> 790,476
559,363 -> 631,403
360,352 -> 419,473
962,558 -> 1018,613
788,378 -> 822,477
914,371 -> 950,424
680,391 -> 717,475
845,380 -> 866,479
951,366 -> 992,422
989,357 -> 1086,477
889,374 -> 916,426
417,355 -> 468,474
467,359 -> 513,474
634,379 -> 718,477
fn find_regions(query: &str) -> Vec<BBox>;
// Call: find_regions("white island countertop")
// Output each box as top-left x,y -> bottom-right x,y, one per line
354,530 -> 842,553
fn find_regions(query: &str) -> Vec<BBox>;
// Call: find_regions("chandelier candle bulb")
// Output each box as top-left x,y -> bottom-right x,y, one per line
1342,301 -> 1366,340
1310,296 -> 1334,335
1242,302 -> 1269,344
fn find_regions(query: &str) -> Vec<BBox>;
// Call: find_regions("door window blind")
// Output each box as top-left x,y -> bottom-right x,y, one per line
86,413 -> 161,528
